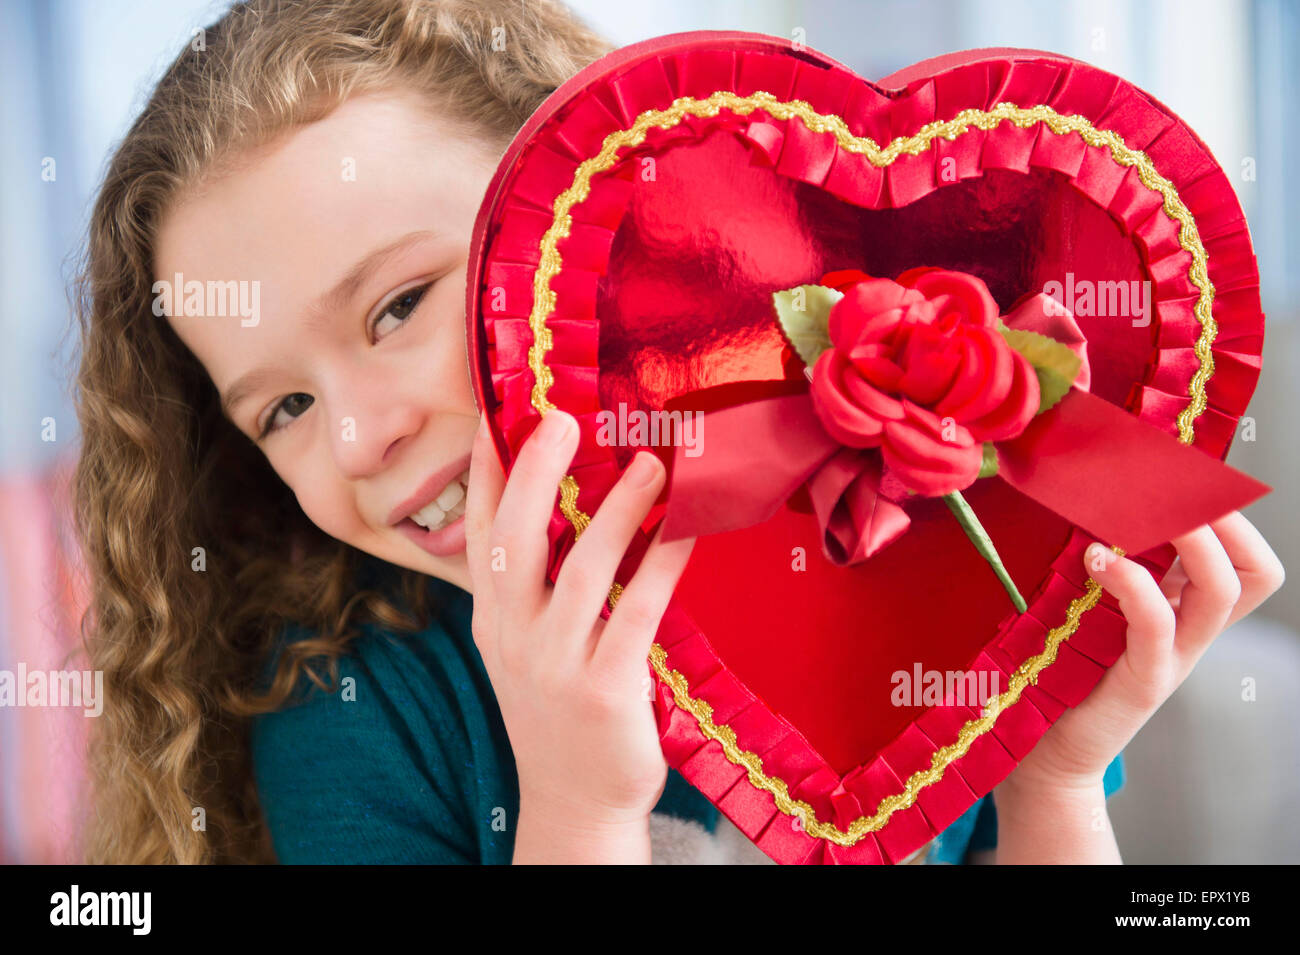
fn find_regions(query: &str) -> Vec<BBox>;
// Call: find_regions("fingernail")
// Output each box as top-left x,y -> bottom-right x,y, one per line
537,411 -> 573,448
1085,542 -> 1109,569
626,452 -> 659,488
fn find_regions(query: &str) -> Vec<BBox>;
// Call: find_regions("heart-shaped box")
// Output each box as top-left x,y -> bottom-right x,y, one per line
466,32 -> 1265,864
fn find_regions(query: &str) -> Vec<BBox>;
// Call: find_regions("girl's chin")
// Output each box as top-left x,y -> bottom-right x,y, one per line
381,518 -> 474,591
416,557 -> 473,595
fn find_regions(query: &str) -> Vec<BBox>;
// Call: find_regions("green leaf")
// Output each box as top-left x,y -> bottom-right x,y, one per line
997,323 -> 1083,415
773,285 -> 842,370
978,441 -> 999,479
1031,366 -> 1074,414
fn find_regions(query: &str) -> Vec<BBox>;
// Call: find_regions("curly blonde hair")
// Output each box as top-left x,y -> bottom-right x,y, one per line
72,0 -> 611,864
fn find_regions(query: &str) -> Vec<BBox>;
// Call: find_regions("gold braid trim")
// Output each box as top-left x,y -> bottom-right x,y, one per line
522,91 -> 1213,847
643,578 -> 1106,846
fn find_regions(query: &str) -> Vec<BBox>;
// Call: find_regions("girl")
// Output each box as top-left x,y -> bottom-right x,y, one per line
72,0 -> 1283,864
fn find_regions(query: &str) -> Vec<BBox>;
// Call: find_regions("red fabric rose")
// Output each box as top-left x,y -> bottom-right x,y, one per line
808,267 -> 1040,496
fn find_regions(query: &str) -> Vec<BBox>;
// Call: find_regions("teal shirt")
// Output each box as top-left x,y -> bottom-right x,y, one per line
251,570 -> 1124,864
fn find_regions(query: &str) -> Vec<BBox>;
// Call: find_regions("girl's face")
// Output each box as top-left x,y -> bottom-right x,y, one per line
157,89 -> 502,593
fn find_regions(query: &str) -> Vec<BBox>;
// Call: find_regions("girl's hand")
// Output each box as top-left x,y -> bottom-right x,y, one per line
464,410 -> 696,863
1003,511 -> 1284,795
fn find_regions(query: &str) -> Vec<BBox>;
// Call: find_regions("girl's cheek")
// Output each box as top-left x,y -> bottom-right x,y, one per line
264,428 -> 347,539
397,293 -> 477,413
291,473 -> 365,546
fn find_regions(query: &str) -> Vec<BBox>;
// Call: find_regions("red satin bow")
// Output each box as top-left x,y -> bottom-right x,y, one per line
658,294 -> 1268,562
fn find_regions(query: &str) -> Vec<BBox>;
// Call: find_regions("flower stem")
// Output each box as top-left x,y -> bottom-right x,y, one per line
942,490 -> 1027,614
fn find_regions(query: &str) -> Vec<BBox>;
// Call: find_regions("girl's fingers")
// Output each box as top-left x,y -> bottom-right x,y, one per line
1209,511 -> 1286,629
465,414 -> 508,670
550,451 -> 667,653
1158,559 -> 1188,608
1080,515 -> 1283,721
592,523 -> 696,682
1167,525 -> 1239,664
1085,543 -> 1177,698
465,414 -> 505,595
490,409 -> 580,616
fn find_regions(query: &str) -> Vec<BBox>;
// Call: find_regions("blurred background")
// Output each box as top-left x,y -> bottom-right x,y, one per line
1,0 -> 1295,863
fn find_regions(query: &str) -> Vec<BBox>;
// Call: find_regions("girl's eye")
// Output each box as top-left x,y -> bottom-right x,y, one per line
371,283 -> 431,342
259,392 -> 314,439
257,281 -> 434,440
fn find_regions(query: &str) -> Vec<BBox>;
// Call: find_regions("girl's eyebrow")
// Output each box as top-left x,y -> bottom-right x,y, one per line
304,228 -> 437,328
220,364 -> 279,421
220,229 -> 438,419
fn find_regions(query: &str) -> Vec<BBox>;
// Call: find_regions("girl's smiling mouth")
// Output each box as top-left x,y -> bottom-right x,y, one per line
388,451 -> 472,558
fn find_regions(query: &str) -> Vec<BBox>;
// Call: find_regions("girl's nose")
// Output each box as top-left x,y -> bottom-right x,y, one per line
327,380 -> 424,481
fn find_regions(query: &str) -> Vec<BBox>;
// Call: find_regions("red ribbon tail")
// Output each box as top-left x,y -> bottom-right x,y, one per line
997,388 -> 1271,554
659,392 -> 840,542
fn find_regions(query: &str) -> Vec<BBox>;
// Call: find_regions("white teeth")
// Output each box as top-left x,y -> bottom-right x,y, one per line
411,501 -> 445,530
436,481 -> 465,511
408,468 -> 471,532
